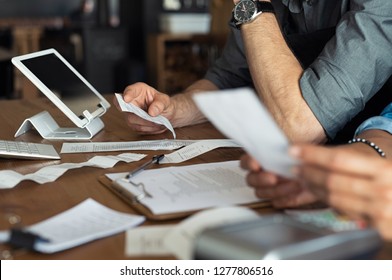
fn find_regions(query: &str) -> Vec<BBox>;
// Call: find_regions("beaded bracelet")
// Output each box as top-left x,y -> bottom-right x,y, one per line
348,138 -> 386,158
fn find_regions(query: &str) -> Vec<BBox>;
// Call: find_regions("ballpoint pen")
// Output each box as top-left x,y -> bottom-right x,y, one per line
125,154 -> 165,181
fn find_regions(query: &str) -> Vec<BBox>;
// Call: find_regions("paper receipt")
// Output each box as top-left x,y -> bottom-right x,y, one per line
115,93 -> 176,138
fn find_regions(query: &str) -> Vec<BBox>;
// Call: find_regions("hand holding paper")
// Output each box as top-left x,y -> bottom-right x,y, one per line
115,93 -> 176,138
193,88 -> 297,178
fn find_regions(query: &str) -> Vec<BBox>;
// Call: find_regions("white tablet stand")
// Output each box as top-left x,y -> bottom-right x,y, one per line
15,111 -> 104,140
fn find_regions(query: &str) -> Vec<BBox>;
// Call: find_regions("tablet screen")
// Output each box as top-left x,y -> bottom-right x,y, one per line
21,53 -> 103,119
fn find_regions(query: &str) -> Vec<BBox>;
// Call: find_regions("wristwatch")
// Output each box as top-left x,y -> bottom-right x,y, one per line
232,0 -> 275,29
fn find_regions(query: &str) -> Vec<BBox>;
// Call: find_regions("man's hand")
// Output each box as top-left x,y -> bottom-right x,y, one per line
114,79 -> 218,135
113,82 -> 174,135
240,153 -> 319,208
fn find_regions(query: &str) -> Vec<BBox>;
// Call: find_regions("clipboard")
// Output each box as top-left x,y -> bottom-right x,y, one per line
98,175 -> 271,221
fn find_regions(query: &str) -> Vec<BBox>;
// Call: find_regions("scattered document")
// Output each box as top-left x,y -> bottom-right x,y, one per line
0,153 -> 146,189
0,198 -> 145,254
193,88 -> 297,178
164,206 -> 260,260
125,225 -> 174,257
115,93 -> 176,138
61,139 -> 241,162
161,139 -> 241,164
1,138 -> 241,188
61,139 -> 197,154
106,160 -> 264,216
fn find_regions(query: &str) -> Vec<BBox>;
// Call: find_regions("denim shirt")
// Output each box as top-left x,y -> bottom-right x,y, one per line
355,103 -> 392,136
205,0 -> 392,139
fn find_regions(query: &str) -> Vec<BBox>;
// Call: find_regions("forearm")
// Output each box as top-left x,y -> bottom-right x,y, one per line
241,3 -> 326,143
170,79 -> 219,127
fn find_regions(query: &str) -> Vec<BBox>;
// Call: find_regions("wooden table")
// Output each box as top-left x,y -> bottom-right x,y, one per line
0,96 -> 391,260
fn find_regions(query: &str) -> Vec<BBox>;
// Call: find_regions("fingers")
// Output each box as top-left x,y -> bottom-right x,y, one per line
295,146 -> 392,233
253,180 -> 298,200
293,146 -> 392,199
294,163 -> 368,200
123,82 -> 155,108
122,83 -> 170,117
331,192 -> 392,240
245,168 -> 282,200
328,190 -> 376,221
272,188 -> 319,208
246,169 -> 278,189
314,171 -> 392,223
125,113 -> 167,134
331,188 -> 392,240
241,152 -> 318,208
148,94 -> 171,117
374,218 -> 392,240
118,83 -> 173,134
245,168 -> 318,208
240,154 -> 262,172
252,179 -> 318,209
290,145 -> 385,177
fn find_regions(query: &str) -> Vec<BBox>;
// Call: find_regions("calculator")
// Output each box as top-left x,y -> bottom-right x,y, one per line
284,208 -> 367,232
194,213 -> 382,260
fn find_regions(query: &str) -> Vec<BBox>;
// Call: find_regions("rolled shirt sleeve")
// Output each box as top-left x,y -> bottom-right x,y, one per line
205,0 -> 392,139
301,0 -> 392,138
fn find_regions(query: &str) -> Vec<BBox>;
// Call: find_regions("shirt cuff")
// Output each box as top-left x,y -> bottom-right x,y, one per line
354,116 -> 392,137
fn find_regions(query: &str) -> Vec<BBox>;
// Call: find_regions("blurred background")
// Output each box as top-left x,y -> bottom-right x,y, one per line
0,0 -> 232,100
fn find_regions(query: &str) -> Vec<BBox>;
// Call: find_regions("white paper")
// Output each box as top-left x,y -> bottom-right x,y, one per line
115,93 -> 176,138
24,198 -> 145,253
125,225 -> 174,257
61,139 -> 197,154
0,231 -> 10,243
106,160 -> 264,215
124,206 -> 259,259
161,139 -> 241,164
193,88 -> 297,178
164,206 -> 260,260
0,153 -> 146,189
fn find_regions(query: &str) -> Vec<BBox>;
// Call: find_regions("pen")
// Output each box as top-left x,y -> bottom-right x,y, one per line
125,154 -> 165,180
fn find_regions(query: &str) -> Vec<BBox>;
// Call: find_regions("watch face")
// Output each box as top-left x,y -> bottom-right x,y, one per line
233,0 -> 257,23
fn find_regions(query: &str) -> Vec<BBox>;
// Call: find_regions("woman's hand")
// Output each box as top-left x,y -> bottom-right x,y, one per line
291,144 -> 392,240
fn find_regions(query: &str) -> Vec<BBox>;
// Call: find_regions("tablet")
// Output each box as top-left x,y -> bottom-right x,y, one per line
12,48 -> 111,128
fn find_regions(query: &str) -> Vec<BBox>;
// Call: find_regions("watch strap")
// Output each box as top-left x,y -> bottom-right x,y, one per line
257,1 -> 275,14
